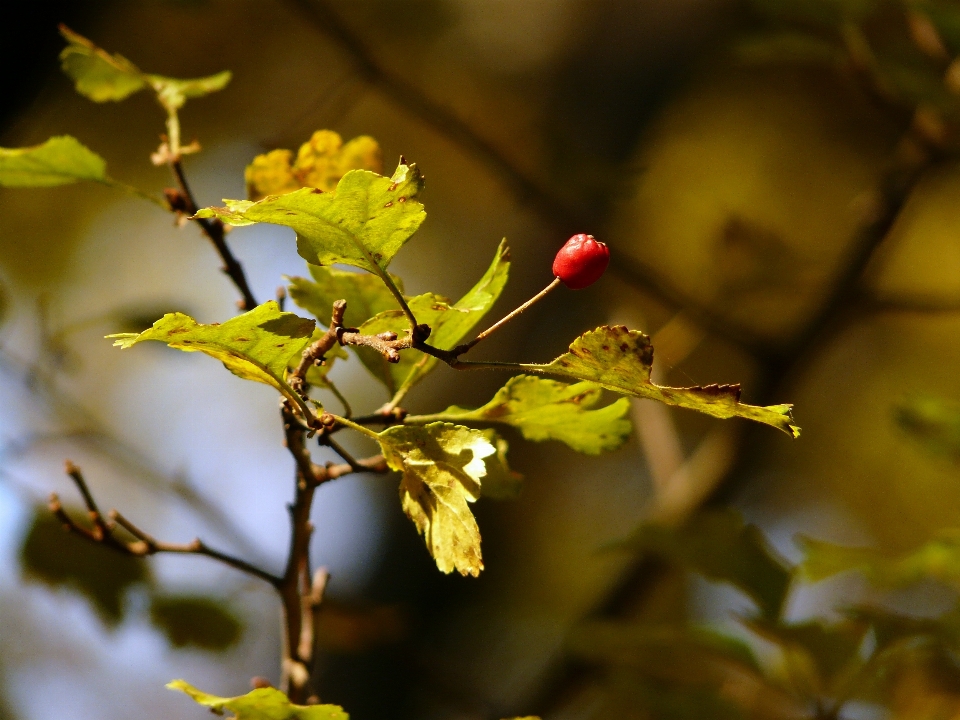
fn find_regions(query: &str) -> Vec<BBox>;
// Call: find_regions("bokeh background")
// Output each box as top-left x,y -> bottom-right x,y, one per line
3,1 -> 960,719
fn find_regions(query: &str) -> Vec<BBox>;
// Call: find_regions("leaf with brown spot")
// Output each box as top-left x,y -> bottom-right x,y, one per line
518,326 -> 799,436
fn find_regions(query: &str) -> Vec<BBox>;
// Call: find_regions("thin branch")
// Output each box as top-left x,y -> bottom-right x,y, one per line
290,300 -> 347,398
168,161 -> 259,311
454,277 -> 561,354
50,461 -> 282,587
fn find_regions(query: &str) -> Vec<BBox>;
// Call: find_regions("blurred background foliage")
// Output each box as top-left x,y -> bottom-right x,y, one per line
7,0 -> 960,719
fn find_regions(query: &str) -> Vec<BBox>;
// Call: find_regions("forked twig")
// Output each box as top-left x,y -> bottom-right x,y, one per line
51,461 -> 282,587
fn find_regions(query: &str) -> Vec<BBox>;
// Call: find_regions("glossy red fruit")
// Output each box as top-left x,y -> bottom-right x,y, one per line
552,234 -> 610,289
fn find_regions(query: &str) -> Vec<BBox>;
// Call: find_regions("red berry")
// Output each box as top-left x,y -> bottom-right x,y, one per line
552,234 -> 610,289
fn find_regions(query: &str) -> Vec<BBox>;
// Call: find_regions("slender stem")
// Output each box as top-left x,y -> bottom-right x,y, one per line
330,414 -> 382,440
455,277 -> 561,354
371,265 -> 418,331
325,435 -> 362,472
169,159 -> 259,311
324,378 -> 353,417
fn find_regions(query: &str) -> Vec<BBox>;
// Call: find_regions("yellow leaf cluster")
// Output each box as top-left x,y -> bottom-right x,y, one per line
245,130 -> 382,200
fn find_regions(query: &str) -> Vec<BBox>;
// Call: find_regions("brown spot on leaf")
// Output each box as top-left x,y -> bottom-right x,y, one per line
384,201 -> 394,208
233,337 -> 251,342
388,183 -> 398,192
398,197 -> 406,203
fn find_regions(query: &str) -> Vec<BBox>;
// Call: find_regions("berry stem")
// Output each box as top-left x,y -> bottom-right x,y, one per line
454,277 -> 561,355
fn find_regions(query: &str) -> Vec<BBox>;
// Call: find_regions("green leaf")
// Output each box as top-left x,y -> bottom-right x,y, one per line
107,301 -> 315,413
196,160 -> 425,274
411,375 -> 632,454
20,507 -> 150,625
149,594 -> 243,651
167,681 -> 347,720
287,265 -> 404,329
0,136 -> 107,187
355,240 -> 510,394
519,325 -> 800,436
377,422 -> 495,576
59,26 -> 230,111
799,532 -> 960,589
621,509 -> 792,619
59,25 -> 146,102
478,429 -> 523,500
896,395 -> 960,463
147,72 -> 232,113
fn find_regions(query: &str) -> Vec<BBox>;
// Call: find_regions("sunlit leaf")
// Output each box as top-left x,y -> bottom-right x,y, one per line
411,375 -> 632,454
799,532 -> 960,589
247,130 -> 382,201
59,25 -> 146,102
377,422 -> 495,576
20,507 -> 150,625
0,136 -> 107,187
355,240 -> 510,393
519,325 -> 799,436
478,429 -> 523,500
149,594 -> 243,651
288,265 -> 404,330
59,26 -> 230,111
621,509 -> 791,619
197,160 -> 425,274
108,301 -> 315,412
168,680 -> 347,720
148,72 -> 232,113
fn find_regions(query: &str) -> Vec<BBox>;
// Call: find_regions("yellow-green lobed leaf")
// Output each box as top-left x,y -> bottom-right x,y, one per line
377,422 -> 495,576
107,301 -> 315,412
197,161 -> 425,274
411,375 -> 632,454
0,136 -> 107,187
168,680 -> 347,720
59,25 -> 146,102
147,72 -> 232,112
521,325 -> 799,436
